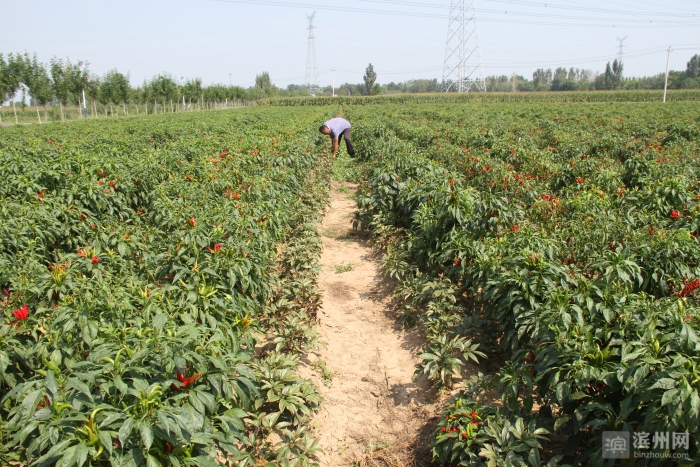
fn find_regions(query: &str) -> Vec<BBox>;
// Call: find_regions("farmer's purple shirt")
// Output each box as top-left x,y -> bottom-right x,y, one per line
324,118 -> 351,140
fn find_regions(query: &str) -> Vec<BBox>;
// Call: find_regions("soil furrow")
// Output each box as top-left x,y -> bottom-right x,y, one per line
303,182 -> 437,467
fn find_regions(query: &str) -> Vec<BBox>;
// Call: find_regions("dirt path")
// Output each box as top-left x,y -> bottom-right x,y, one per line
303,182 -> 438,467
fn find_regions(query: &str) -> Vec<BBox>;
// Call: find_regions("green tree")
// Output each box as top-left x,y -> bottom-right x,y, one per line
532,68 -> 552,91
65,61 -> 90,116
22,53 -> 53,124
130,85 -> 146,112
148,73 -> 179,112
100,69 -> 130,115
254,72 -> 277,97
255,71 -> 272,90
49,58 -> 72,121
182,78 -> 203,108
0,53 -> 24,123
363,63 -> 377,95
551,67 -> 571,91
604,59 -> 623,90
687,54 -> 699,78
84,74 -> 100,116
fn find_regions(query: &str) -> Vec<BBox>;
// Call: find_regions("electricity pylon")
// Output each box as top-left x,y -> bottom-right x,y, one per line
305,12 -> 321,96
616,36 -> 627,65
441,0 -> 486,93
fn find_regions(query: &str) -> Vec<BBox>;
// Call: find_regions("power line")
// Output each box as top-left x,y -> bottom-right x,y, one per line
207,0 -> 700,27
484,0 -> 700,17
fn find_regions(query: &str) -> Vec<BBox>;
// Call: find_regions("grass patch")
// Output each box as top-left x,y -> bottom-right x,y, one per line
311,359 -> 334,387
321,227 -> 339,238
332,151 -> 361,183
334,261 -> 354,273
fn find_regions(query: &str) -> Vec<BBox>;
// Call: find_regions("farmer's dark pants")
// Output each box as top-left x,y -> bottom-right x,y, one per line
339,128 -> 355,157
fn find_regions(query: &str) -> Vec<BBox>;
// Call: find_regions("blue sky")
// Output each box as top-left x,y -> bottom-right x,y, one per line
1,0 -> 699,88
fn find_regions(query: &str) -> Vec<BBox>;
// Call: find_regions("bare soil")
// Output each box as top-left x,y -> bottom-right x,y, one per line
300,182 -> 441,467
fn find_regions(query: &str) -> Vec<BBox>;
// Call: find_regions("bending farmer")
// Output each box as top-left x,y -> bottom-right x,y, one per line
319,117 -> 355,157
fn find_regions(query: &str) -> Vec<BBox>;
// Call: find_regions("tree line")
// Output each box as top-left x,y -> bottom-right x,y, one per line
310,56 -> 699,96
2,52 -> 698,124
485,56 -> 699,93
0,53 -> 292,124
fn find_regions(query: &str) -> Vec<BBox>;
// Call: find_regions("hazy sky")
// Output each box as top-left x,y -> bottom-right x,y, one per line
1,0 -> 699,89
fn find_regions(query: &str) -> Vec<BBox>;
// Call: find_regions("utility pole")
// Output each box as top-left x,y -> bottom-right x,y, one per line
332,68 -> 335,97
78,61 -> 88,118
616,36 -> 627,65
441,0 -> 486,92
512,72 -> 516,92
663,45 -> 672,103
181,77 -> 186,111
305,12 -> 321,96
229,73 -> 232,86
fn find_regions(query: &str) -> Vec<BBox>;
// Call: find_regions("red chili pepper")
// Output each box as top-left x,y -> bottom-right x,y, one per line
12,304 -> 29,320
171,369 -> 202,391
679,279 -> 700,298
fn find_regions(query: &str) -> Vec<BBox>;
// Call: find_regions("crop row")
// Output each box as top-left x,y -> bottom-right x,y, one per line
259,90 -> 700,107
0,108 -> 332,466
349,102 -> 700,465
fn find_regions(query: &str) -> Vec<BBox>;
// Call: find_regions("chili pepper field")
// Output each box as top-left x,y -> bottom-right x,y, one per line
1,97 -> 700,466
0,107 -> 331,466
347,100 -> 700,466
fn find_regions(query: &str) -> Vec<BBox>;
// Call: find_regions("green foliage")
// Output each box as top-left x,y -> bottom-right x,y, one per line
332,151 -> 362,183
351,101 -> 700,464
22,53 -> 53,106
433,395 -> 560,467
311,359 -> 333,387
0,107 -> 331,466
363,63 -> 377,96
333,262 -> 354,274
101,69 -> 131,105
604,59 -> 624,90
260,90 -> 700,106
255,72 -> 272,91
687,54 -> 699,78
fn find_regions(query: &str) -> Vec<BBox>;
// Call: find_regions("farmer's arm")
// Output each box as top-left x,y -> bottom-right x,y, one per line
332,137 -> 339,156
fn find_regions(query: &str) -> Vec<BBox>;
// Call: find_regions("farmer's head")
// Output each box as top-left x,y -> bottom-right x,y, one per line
319,125 -> 330,135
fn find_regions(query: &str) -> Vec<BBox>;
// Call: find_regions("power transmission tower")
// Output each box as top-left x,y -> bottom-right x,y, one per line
441,0 -> 486,93
305,12 -> 321,96
616,36 -> 627,65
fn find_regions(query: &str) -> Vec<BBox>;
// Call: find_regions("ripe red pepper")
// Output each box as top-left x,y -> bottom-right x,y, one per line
12,304 -> 29,320
171,369 -> 201,391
